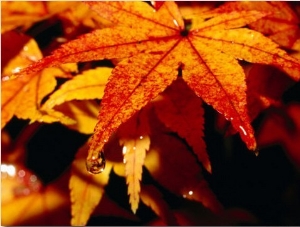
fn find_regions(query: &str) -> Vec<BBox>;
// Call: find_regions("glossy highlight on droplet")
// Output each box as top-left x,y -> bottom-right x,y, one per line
254,148 -> 260,157
86,151 -> 106,174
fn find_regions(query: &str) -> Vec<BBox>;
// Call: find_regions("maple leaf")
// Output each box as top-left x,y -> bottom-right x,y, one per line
69,142 -> 113,226
214,1 -> 300,48
16,2 -> 300,163
1,34 -> 77,128
153,78 -> 211,173
117,109 -> 151,213
42,67 -> 111,110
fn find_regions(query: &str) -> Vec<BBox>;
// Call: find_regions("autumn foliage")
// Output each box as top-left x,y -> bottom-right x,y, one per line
2,1 -> 300,226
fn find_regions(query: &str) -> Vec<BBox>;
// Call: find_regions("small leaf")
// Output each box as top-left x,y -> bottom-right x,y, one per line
69,142 -> 112,226
118,109 -> 151,213
43,67 -> 111,110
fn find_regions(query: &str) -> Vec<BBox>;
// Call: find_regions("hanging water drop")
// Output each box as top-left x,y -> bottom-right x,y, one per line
254,148 -> 259,157
86,151 -> 106,174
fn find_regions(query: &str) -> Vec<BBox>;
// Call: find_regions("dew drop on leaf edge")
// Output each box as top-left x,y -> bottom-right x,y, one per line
254,148 -> 259,157
86,150 -> 106,174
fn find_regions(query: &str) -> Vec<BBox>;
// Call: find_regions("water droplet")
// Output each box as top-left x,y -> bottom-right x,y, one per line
139,136 -> 143,140
86,151 -> 106,174
188,190 -> 193,195
254,148 -> 259,157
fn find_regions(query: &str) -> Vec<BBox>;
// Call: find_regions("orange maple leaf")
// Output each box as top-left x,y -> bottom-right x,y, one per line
15,2 -> 300,167
214,1 -> 300,48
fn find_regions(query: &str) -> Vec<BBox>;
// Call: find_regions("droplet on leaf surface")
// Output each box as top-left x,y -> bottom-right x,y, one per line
86,151 -> 106,174
239,125 -> 247,136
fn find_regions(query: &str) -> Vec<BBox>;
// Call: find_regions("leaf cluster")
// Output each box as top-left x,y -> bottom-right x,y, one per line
2,1 -> 300,225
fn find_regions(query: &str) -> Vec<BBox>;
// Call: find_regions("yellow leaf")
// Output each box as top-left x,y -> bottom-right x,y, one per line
1,2 -> 78,33
69,142 -> 112,226
15,68 -> 65,122
59,63 -> 78,74
121,135 -> 150,213
117,109 -> 151,213
1,38 -> 75,128
43,67 -> 112,110
53,100 -> 99,134
1,2 -> 47,33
